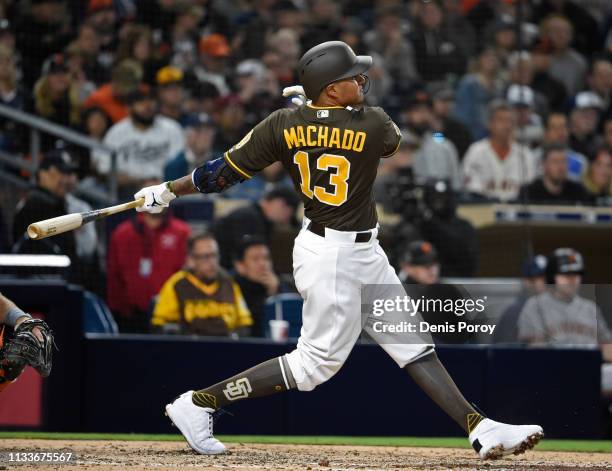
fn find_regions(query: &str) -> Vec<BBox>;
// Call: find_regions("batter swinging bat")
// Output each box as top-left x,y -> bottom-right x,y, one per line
27,198 -> 145,240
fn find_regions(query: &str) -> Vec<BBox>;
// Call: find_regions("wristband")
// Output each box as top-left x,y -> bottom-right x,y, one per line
165,180 -> 178,197
6,307 -> 31,327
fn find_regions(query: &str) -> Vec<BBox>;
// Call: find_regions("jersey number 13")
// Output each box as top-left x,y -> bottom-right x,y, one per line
293,151 -> 350,206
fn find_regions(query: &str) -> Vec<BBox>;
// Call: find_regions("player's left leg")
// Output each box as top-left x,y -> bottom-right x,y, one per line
363,246 -> 543,460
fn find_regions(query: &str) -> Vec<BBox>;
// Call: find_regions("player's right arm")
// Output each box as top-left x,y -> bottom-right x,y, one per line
135,112 -> 282,213
0,292 -> 31,327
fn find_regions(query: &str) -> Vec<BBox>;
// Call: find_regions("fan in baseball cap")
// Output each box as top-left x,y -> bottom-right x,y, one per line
39,149 -> 79,174
399,240 -> 440,285
41,54 -> 69,76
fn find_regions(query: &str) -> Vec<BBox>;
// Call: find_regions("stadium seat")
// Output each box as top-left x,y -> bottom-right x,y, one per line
82,291 -> 119,334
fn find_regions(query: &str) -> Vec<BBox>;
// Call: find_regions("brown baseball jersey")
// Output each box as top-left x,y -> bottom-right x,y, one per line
223,104 -> 401,231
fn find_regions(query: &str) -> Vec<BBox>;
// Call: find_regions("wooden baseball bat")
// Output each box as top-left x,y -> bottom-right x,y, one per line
27,198 -> 145,240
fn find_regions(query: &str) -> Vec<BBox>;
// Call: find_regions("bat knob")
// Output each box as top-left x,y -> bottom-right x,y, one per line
27,224 -> 42,239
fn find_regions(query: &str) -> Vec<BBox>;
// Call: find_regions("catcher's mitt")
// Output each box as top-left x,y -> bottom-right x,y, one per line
1,319 -> 55,380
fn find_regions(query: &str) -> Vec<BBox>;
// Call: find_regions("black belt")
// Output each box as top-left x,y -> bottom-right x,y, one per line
307,221 -> 372,242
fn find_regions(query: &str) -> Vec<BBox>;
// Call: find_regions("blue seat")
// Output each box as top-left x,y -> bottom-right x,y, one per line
264,293 -> 303,339
82,291 -> 119,334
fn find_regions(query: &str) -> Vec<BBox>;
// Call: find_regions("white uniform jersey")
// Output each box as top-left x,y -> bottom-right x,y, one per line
94,116 -> 185,179
462,139 -> 536,202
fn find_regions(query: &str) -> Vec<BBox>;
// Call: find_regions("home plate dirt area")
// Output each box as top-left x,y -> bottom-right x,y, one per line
2,439 -> 612,471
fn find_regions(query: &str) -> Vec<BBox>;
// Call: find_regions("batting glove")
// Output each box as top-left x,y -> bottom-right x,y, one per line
134,182 -> 176,214
282,85 -> 310,107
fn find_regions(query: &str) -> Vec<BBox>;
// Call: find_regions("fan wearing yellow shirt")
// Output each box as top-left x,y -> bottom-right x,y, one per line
152,232 -> 252,336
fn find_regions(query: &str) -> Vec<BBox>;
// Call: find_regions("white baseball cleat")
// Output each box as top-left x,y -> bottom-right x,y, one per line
165,390 -> 226,455
469,418 -> 544,460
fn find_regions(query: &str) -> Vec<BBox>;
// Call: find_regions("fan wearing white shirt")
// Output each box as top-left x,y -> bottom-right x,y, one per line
93,84 -> 185,196
462,100 -> 536,202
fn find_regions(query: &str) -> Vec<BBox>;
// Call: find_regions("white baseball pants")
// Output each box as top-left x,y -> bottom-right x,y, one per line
285,218 -> 434,392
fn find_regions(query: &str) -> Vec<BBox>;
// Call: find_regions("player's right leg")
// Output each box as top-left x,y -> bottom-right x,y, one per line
166,221 -> 367,454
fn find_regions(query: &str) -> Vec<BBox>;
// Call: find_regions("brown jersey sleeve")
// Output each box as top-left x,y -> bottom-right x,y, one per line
223,110 -> 284,179
379,109 -> 402,158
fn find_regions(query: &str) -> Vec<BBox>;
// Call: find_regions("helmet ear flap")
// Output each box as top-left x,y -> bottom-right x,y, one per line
362,74 -> 371,94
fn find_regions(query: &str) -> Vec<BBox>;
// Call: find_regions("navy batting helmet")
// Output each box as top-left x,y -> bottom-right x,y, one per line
298,41 -> 372,101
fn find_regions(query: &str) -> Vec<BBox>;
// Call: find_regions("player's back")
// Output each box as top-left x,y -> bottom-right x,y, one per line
224,104 -> 401,232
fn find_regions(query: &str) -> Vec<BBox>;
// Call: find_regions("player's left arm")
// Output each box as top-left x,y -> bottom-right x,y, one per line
135,113 -> 282,212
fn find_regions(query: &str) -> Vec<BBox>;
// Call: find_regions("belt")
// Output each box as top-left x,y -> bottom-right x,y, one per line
307,221 -> 372,243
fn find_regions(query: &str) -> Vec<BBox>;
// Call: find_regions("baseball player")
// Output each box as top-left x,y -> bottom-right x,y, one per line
135,41 -> 543,460
0,292 -> 54,393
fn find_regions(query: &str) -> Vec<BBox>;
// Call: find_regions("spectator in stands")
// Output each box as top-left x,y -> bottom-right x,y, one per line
605,117 -> 612,151
494,255 -> 548,344
453,47 -> 502,140
212,187 -> 300,269
12,150 -> 78,263
506,51 -> 549,118
94,83 -> 184,197
72,23 -> 107,86
266,28 -> 302,90
363,6 -> 417,84
400,88 -> 461,191
64,41 -> 97,104
85,0 -> 119,65
535,112 -> 588,182
235,59 -> 282,127
419,180 -> 479,277
262,48 -> 296,91
299,0 -> 342,53
211,94 -> 249,153
583,148 -> 612,202
166,3 -> 204,72
506,85 -> 544,148
156,66 -> 187,124
233,236 -> 282,337
14,0 -> 72,89
462,100 -> 536,202
586,56 -> 612,120
569,91 -> 605,161
84,59 -> 142,123
32,54 -> 83,151
540,14 -> 588,96
410,0 -> 466,83
487,19 -> 516,73
152,232 -> 253,336
398,240 -> 440,285
429,85 -> 472,160
440,0 -> 477,58
518,144 -> 591,205
0,44 -> 26,154
189,81 -> 220,117
518,248 -> 612,357
164,113 -> 218,181
195,34 -> 231,97
533,0 -> 600,57
115,24 -> 158,86
107,180 -> 190,333
82,106 -> 110,142
530,40 -> 568,113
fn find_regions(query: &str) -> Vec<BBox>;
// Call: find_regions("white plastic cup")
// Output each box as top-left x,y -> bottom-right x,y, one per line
269,319 -> 289,342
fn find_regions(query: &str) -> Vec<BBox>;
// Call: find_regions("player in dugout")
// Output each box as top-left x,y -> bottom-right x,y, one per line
134,41 -> 543,460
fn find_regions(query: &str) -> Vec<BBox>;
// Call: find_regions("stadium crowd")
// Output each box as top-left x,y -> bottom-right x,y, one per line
0,0 -> 611,337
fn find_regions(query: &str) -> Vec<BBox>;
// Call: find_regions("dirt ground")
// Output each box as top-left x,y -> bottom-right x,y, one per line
1,439 -> 611,471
